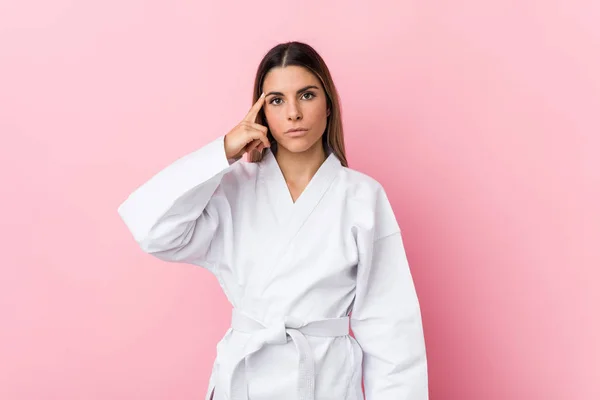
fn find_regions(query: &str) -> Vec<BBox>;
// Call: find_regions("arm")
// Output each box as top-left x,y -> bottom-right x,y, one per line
351,188 -> 429,399
117,135 -> 240,269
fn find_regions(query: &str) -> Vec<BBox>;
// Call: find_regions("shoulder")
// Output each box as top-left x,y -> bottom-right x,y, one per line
337,166 -> 401,241
220,157 -> 261,184
337,165 -> 387,200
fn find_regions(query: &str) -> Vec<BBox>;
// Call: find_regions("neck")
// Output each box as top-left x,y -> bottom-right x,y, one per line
274,141 -> 327,184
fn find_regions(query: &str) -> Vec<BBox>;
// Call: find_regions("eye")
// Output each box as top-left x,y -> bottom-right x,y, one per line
269,97 -> 283,105
301,92 -> 315,100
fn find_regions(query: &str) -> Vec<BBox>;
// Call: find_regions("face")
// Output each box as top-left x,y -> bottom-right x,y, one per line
262,65 -> 330,154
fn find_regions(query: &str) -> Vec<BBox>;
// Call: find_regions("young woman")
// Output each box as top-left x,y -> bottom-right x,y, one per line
118,41 -> 428,400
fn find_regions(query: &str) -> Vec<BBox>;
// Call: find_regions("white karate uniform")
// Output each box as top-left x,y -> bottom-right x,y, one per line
118,135 -> 428,400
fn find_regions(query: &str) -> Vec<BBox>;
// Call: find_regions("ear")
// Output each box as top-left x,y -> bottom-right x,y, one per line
326,108 -> 331,117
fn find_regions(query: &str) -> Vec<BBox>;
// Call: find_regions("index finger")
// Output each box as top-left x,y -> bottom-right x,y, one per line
243,92 -> 266,122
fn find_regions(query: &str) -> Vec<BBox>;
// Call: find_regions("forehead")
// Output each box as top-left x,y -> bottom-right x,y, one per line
262,65 -> 322,91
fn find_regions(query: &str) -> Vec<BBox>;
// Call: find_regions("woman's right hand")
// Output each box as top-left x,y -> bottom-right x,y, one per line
224,93 -> 271,160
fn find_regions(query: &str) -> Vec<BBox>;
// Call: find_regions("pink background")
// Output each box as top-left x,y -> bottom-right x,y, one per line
1,1 -> 598,399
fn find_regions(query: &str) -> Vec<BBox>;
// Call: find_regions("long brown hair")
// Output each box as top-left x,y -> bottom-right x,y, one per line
247,41 -> 348,167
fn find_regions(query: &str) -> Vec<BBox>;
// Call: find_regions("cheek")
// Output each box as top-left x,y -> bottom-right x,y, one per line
264,108 -> 283,130
308,101 -> 329,122
310,96 -> 328,114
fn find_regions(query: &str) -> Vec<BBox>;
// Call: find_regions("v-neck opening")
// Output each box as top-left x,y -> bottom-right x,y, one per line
258,148 -> 341,226
270,150 -> 330,208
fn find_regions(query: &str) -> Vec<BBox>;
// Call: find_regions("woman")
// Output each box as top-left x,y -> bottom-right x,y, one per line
118,41 -> 428,400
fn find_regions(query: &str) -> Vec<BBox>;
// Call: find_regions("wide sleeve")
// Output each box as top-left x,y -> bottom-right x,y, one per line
350,187 -> 429,399
117,135 -> 241,270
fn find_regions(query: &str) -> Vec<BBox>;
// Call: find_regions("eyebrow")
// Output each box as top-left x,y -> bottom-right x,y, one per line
265,85 -> 320,97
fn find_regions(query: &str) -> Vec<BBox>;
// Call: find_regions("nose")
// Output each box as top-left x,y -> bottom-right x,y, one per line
287,101 -> 302,121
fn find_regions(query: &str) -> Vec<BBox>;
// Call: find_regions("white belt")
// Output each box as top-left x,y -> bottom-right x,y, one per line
228,309 -> 350,400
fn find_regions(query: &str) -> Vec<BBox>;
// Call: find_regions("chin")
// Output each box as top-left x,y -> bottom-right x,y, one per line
277,136 -> 322,153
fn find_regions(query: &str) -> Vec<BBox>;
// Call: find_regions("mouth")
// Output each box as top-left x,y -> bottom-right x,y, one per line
284,128 -> 309,138
285,128 -> 309,134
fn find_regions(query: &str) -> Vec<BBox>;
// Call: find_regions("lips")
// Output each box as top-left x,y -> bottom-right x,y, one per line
285,128 -> 309,138
285,128 -> 308,133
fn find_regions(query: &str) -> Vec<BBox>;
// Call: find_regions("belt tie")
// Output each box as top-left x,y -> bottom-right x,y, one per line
228,309 -> 350,400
